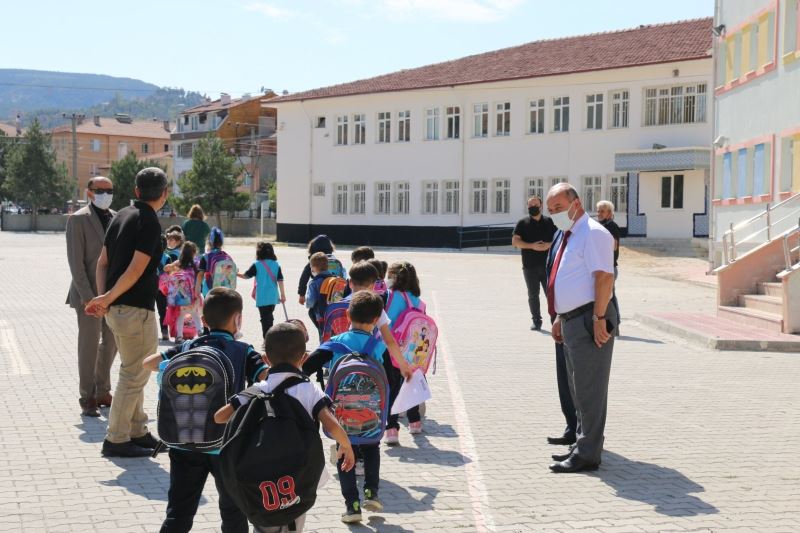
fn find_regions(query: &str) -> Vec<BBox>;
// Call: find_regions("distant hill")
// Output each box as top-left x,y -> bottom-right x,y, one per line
0,69 -> 159,118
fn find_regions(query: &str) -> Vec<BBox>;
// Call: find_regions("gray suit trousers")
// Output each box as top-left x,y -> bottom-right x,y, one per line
562,306 -> 616,464
75,308 -> 117,400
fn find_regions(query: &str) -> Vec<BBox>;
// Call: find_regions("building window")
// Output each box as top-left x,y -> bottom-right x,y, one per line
376,182 -> 392,214
351,183 -> 366,214
333,183 -> 348,214
443,180 -> 460,214
785,0 -> 799,54
395,181 -> 410,214
753,143 -> 767,196
529,99 -> 545,134
471,179 -> 488,214
446,106 -> 460,139
660,175 -> 684,209
610,90 -> 629,129
582,176 -> 603,212
553,96 -> 570,132
141,143 -> 149,154
243,172 -> 252,187
610,175 -> 628,214
398,111 -> 411,142
316,116 -> 327,128
90,139 -> 101,152
190,115 -> 198,131
781,135 -> 800,193
179,143 -> 193,159
336,115 -> 348,146
353,114 -> 366,145
118,142 -> 128,159
422,181 -> 439,214
377,112 -> 391,143
644,83 -> 707,126
551,176 -> 568,188
164,144 -> 169,152
526,177 -> 545,207
493,178 -> 511,213
424,108 -> 440,141
495,102 -> 511,136
473,103 -> 489,137
313,183 -> 326,197
586,94 -> 603,130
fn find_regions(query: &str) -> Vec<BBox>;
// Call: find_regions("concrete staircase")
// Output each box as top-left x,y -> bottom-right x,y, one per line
718,279 -> 784,332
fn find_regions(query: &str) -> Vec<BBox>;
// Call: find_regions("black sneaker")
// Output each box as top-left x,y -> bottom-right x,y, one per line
101,439 -> 152,458
531,320 -> 542,331
131,432 -> 160,449
363,489 -> 383,512
341,501 -> 362,523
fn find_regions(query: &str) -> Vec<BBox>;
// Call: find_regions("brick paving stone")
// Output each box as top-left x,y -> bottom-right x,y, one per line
0,232 -> 799,532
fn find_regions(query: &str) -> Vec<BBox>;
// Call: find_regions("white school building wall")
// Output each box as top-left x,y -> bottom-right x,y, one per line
272,60 -> 712,246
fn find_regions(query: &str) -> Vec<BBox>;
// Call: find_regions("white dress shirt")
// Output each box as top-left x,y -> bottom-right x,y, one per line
553,213 -> 614,314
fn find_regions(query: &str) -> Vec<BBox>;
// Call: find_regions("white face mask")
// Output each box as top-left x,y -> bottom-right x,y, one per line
91,193 -> 113,210
551,200 -> 576,232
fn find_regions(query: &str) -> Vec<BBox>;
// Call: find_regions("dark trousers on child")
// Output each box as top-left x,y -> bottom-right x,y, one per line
156,291 -> 167,329
337,444 -> 380,506
161,448 -> 248,533
384,354 -> 420,430
258,305 -> 277,339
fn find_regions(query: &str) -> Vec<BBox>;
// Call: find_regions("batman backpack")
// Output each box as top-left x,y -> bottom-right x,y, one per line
157,345 -> 235,452
219,374 -> 324,530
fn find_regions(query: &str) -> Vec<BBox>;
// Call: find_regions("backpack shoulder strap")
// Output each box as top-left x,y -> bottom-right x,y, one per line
363,334 -> 381,358
385,290 -> 395,311
401,291 -> 413,309
258,260 -> 278,284
319,341 -> 353,355
271,374 -> 309,395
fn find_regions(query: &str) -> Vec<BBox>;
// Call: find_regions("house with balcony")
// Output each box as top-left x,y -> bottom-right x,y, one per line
711,0 -> 800,334
266,18 -> 714,247
171,93 -> 277,210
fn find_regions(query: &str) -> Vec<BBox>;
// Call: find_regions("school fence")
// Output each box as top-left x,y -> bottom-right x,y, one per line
457,222 -> 517,250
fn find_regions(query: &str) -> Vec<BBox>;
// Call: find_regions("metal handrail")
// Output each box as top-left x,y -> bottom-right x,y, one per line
782,219 -> 800,273
722,193 -> 800,264
457,221 -> 516,250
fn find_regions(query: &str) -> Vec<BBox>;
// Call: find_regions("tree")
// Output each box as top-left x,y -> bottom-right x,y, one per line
108,152 -> 166,211
0,128 -> 13,195
4,120 -> 70,230
175,134 -> 249,226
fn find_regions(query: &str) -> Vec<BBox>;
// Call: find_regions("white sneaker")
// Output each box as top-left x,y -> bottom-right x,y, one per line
384,428 -> 400,446
409,421 -> 423,434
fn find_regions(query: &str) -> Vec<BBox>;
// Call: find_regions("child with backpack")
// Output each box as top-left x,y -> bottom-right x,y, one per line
142,288 -> 269,533
197,227 -> 237,298
238,242 -> 286,339
350,246 -> 375,265
297,235 -> 346,308
384,261 -> 435,444
302,291 -> 391,524
159,242 -> 203,343
213,322 -> 355,533
157,229 -> 184,340
368,258 -> 389,298
305,252 -> 347,338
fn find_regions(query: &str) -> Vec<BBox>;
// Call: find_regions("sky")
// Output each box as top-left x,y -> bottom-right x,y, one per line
0,0 -> 713,98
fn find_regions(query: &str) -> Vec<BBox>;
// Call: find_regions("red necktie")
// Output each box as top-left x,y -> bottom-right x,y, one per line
547,230 -> 572,319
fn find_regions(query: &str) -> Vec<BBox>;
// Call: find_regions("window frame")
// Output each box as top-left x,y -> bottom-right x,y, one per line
471,179 -> 488,214
609,90 -> 629,129
609,174 -> 628,215
397,111 -> 411,143
494,102 -> 511,136
425,108 -> 440,141
422,180 -> 439,214
525,177 -> 546,211
528,99 -> 545,134
336,115 -> 349,146
643,83 -> 707,127
443,180 -> 460,214
377,112 -> 391,143
660,174 -> 685,209
473,103 -> 489,138
375,182 -> 392,214
585,93 -> 604,130
445,106 -> 461,139
581,176 -> 603,213
395,181 -> 411,214
333,183 -> 349,214
351,182 -> 366,214
353,114 -> 366,145
552,96 -> 570,133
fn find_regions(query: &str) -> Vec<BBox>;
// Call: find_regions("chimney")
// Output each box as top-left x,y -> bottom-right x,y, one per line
221,93 -> 231,106
94,115 -> 101,127
163,120 -> 171,132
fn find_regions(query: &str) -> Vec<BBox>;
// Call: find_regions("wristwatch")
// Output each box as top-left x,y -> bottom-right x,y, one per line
592,314 -> 606,322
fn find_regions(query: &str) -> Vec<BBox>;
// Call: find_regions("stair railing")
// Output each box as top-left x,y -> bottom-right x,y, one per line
782,218 -> 800,273
722,193 -> 800,265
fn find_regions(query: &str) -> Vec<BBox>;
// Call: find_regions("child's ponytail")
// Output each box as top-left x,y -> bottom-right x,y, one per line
388,261 -> 420,297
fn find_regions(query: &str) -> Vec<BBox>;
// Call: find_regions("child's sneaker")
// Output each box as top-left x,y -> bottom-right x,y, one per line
341,502 -> 362,523
363,489 -> 383,512
174,337 -> 184,344
409,421 -> 423,434
384,428 -> 399,446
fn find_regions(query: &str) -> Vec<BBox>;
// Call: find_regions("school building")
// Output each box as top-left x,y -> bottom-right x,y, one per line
266,18 -> 714,247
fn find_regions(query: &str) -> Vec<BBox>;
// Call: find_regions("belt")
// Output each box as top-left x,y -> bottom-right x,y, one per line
558,302 -> 594,322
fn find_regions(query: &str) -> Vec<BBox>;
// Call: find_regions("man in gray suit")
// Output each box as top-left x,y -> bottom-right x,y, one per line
546,183 -> 616,473
66,177 -> 117,417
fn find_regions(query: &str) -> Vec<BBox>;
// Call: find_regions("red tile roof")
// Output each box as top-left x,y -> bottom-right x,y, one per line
0,123 -> 21,136
270,18 -> 712,103
182,94 -> 264,114
50,118 -> 171,138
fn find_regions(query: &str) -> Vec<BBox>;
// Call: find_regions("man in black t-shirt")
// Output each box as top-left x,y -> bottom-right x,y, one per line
512,196 -> 557,330
597,200 -> 621,331
86,168 -> 169,458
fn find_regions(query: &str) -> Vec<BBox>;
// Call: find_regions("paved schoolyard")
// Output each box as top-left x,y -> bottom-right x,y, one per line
0,231 -> 798,532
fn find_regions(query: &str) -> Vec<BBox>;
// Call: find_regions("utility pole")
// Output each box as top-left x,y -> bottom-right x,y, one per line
62,113 -> 85,211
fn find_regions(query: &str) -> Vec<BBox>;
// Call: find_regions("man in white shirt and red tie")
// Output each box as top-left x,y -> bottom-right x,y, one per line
545,183 -> 617,473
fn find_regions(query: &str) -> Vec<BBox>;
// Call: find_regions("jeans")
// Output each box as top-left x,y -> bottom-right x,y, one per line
105,305 -> 158,443
384,354 -> 420,430
258,305 -> 277,339
522,267 -> 547,323
161,449 -> 248,533
337,444 -> 380,507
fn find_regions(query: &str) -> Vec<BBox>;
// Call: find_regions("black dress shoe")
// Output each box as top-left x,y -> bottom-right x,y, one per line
547,434 -> 576,446
531,320 -> 542,331
549,455 -> 599,473
102,439 -> 153,458
131,432 -> 159,449
551,450 -> 573,462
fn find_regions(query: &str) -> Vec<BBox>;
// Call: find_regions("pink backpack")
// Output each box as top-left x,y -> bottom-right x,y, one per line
386,292 -> 438,374
159,269 -> 196,307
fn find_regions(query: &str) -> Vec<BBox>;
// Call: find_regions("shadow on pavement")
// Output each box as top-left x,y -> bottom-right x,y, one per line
413,418 -> 458,438
597,451 -> 718,517
384,433 -> 470,467
100,456 -> 171,501
617,335 -> 665,344
74,417 -> 108,443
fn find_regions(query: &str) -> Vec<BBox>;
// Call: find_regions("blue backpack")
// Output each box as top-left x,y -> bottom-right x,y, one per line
321,302 -> 350,343
323,337 -> 389,445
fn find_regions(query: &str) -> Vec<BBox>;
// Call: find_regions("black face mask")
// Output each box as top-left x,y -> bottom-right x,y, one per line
528,207 -> 541,217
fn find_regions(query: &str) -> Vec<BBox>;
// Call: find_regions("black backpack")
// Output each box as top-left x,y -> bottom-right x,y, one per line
219,374 -> 324,529
157,345 -> 235,451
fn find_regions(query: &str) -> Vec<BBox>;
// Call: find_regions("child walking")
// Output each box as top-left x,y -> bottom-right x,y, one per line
239,241 -> 286,339
171,242 -> 203,343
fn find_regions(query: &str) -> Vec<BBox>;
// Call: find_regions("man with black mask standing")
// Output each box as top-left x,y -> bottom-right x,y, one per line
512,196 -> 556,330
